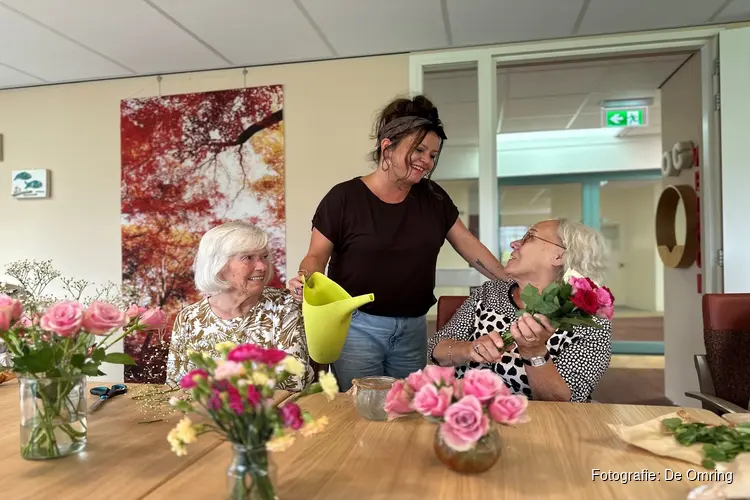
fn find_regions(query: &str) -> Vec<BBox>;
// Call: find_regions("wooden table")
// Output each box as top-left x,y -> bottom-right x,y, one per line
0,381 -> 292,500
0,381 -> 734,499
146,394 -> 730,500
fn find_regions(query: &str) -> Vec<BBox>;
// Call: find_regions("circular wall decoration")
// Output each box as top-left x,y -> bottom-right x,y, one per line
655,184 -> 698,268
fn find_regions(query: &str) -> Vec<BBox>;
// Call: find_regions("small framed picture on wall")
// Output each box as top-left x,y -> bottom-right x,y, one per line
11,169 -> 50,199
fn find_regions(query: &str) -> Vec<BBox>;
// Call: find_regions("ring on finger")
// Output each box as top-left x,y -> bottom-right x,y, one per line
473,343 -> 481,353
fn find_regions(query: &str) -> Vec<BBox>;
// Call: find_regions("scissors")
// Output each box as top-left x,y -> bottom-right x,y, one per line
89,384 -> 128,412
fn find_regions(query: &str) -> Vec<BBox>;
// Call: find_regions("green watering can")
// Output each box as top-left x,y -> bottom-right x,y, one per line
302,272 -> 375,364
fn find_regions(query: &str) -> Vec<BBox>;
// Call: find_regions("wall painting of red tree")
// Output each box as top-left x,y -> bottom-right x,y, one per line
120,85 -> 286,383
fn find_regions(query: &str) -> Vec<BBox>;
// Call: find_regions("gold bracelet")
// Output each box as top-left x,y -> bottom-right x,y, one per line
447,340 -> 456,365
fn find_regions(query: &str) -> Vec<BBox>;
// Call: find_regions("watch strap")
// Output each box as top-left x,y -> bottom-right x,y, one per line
522,351 -> 550,366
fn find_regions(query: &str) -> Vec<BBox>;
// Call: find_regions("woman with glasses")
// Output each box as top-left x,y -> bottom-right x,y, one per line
427,218 -> 612,402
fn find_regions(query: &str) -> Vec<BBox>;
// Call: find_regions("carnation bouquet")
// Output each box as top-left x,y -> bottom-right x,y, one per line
384,365 -> 529,473
0,294 -> 166,459
168,342 -> 339,500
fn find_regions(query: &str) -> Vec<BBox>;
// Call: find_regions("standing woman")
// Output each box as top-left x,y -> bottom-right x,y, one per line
288,95 -> 505,391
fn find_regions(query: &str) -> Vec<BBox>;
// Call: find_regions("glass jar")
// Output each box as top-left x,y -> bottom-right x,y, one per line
19,375 -> 87,460
351,376 -> 396,421
227,443 -> 279,500
433,427 -> 501,474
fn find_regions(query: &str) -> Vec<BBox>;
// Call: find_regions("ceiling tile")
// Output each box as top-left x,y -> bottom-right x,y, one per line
300,0 -> 447,56
578,0 -> 728,35
151,0 -> 334,65
1,0 -> 228,73
0,4 -> 130,81
0,64 -> 44,88
447,0 -> 585,47
713,0 -> 750,23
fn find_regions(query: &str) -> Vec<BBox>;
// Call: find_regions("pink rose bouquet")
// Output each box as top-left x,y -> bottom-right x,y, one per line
167,342 -> 339,500
0,293 -> 166,460
385,366 -> 529,454
499,268 -> 615,347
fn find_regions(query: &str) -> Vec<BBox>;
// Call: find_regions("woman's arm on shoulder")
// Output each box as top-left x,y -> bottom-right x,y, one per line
446,218 -> 507,281
554,318 -> 613,402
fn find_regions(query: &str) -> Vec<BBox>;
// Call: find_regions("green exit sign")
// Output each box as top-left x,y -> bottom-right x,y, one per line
603,107 -> 648,128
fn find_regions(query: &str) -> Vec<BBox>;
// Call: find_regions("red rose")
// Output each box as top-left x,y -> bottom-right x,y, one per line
571,289 -> 599,315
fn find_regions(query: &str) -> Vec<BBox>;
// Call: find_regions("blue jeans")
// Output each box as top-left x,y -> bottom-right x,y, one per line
332,310 -> 427,392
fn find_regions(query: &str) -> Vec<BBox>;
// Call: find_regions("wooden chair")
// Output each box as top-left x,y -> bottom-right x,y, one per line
436,296 -> 470,331
685,293 -> 750,414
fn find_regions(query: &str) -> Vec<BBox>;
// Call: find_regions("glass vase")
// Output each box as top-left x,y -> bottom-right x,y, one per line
227,443 -> 279,500
19,375 -> 87,460
433,427 -> 501,474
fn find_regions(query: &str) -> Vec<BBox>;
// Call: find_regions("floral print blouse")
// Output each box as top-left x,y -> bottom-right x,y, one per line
166,287 -> 315,392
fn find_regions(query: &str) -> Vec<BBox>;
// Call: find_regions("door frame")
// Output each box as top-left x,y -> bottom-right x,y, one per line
413,26 -> 724,298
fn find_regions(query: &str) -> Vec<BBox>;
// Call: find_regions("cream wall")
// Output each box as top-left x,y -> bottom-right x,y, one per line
0,54 -> 409,380
659,54 -> 704,407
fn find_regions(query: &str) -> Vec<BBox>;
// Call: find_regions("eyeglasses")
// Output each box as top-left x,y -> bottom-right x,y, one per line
520,231 -> 566,250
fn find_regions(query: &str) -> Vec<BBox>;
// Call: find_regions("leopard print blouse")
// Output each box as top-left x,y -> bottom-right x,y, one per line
166,287 -> 315,392
427,279 -> 612,402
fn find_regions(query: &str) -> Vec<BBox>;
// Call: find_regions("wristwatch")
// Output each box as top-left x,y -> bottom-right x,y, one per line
522,351 -> 550,367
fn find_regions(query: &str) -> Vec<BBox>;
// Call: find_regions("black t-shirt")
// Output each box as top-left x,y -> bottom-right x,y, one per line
311,177 -> 460,318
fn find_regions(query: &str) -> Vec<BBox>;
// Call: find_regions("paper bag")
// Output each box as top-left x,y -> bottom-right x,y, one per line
608,410 -> 712,467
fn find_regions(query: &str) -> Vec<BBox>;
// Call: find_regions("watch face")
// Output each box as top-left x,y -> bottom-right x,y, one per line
529,356 -> 546,367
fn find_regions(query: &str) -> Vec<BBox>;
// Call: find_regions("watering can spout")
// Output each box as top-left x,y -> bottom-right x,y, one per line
302,273 -> 375,364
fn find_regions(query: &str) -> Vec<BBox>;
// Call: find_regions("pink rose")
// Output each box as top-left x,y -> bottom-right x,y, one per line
0,309 -> 10,331
82,301 -> 127,335
40,300 -> 84,337
423,365 -> 455,385
0,295 -> 22,321
462,369 -> 510,403
125,304 -> 147,321
597,304 -> 614,321
17,315 -> 33,327
384,380 -> 414,419
140,308 -> 167,331
405,370 -> 430,392
179,368 -> 209,389
595,286 -> 614,307
439,395 -> 490,452
413,384 -> 453,418
569,276 -> 593,293
488,394 -> 529,425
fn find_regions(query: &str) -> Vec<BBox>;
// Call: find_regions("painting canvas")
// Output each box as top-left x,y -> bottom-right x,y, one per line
120,85 -> 286,383
12,169 -> 50,198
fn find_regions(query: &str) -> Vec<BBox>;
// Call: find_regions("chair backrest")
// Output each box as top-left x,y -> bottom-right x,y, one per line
436,296 -> 469,332
702,293 -> 750,409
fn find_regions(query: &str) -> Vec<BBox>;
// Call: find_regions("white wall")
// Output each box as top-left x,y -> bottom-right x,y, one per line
0,54 -> 409,381
660,53 -> 704,407
433,135 -> 661,180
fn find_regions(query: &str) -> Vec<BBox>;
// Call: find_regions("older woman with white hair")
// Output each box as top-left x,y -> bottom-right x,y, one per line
166,221 -> 315,391
428,218 -> 612,402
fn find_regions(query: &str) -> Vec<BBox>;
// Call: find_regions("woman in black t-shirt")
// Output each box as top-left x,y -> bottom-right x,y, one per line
288,95 -> 506,392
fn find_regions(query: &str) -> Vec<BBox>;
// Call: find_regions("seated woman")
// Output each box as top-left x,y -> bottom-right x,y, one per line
167,221 -> 315,392
428,218 -> 612,402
